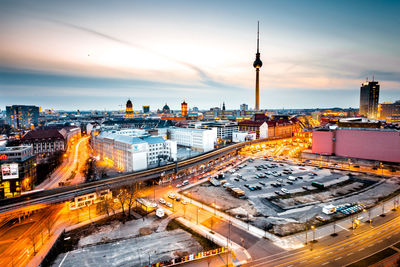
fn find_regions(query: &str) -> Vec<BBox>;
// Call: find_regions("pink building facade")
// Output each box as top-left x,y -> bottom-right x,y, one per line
312,128 -> 400,163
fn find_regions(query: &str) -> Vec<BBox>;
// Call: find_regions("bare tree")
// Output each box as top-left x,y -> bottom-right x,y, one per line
44,217 -> 56,237
117,189 -> 128,217
126,183 -> 138,218
99,197 -> 112,217
29,233 -> 36,255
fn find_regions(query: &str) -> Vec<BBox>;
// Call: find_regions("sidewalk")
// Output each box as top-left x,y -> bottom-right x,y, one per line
164,208 -> 252,266
179,188 -> 400,250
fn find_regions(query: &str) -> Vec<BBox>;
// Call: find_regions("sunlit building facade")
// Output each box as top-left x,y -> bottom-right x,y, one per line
181,100 -> 188,117
158,127 -> 217,152
379,100 -> 400,120
93,130 -> 177,172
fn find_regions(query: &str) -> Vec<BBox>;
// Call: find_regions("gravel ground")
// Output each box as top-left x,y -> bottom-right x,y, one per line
51,215 -> 203,267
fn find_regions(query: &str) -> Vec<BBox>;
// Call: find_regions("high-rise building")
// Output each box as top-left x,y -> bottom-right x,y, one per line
253,21 -> 263,111
6,105 -> 39,130
181,100 -> 188,117
222,102 -> 226,111
143,105 -> 150,113
240,104 -> 248,112
125,99 -> 134,118
359,79 -> 380,119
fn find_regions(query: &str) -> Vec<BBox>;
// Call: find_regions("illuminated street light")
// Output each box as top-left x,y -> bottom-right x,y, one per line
311,225 -> 315,242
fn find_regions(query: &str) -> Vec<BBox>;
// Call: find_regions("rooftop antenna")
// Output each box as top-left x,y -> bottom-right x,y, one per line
366,76 -> 368,82
372,75 -> 374,81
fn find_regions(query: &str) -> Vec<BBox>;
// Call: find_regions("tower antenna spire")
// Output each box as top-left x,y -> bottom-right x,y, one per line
257,21 -> 260,53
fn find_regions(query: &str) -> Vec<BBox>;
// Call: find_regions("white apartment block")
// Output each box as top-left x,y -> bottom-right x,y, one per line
93,130 -> 177,172
163,127 -> 217,152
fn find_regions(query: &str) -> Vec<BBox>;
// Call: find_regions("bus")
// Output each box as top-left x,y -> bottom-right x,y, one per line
311,182 -> 325,189
69,189 -> 112,210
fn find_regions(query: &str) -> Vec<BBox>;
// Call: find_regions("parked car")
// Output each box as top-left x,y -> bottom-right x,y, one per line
181,200 -> 188,205
166,202 -> 173,208
281,188 -> 289,194
176,184 -> 182,188
316,216 -> 326,222
259,182 -> 266,186
159,198 -> 166,204
168,193 -> 176,199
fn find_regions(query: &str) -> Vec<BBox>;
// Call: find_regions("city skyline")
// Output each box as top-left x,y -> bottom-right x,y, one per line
1,0 -> 400,110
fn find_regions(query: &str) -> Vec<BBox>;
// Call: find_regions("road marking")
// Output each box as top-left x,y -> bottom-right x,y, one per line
377,240 -> 383,243
358,248 -> 365,251
58,251 -> 69,267
387,235 -> 392,239
327,251 -> 333,254
322,262 -> 329,266
347,252 -> 354,256
337,224 -> 350,231
338,247 -> 344,251
335,257 -> 342,261
315,255 -> 321,259
300,260 -> 308,263
368,244 -> 373,247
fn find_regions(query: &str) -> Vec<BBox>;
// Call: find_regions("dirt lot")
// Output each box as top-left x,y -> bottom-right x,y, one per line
51,215 -> 205,267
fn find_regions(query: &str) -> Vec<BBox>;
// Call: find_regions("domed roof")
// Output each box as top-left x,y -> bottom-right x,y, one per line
126,99 -> 132,107
163,103 -> 170,110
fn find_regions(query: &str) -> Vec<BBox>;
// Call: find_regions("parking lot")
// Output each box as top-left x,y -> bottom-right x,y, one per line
183,155 -> 400,236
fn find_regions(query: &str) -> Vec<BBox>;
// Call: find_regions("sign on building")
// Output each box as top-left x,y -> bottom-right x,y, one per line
1,164 -> 19,179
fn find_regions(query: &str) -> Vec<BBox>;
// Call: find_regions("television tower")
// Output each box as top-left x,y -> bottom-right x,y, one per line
253,21 -> 263,111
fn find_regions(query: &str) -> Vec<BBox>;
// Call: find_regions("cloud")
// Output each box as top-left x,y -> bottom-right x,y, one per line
43,17 -> 236,90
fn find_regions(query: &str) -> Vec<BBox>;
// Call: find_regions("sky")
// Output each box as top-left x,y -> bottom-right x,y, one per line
0,0 -> 399,111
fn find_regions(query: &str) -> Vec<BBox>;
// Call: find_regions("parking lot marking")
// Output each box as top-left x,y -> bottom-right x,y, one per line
322,262 -> 329,266
335,257 -> 342,261
358,248 -> 365,251
347,252 -> 354,256
337,224 -> 350,232
315,255 -> 321,259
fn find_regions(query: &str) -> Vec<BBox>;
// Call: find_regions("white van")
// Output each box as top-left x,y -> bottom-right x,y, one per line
182,180 -> 189,186
288,176 -> 297,181
156,208 -> 165,218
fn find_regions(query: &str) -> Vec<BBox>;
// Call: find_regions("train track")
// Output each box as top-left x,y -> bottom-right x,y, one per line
0,136 -> 287,214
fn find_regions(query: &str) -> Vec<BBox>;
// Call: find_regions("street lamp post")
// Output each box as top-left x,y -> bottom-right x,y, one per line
311,225 -> 315,242
305,222 -> 308,245
213,200 -> 216,215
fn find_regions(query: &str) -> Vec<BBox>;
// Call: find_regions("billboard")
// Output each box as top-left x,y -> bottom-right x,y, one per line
1,164 -> 19,180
